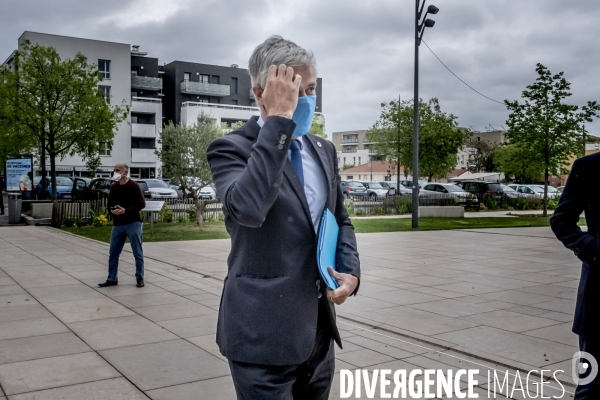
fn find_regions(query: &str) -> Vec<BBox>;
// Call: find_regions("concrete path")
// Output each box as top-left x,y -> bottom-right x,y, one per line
0,225 -> 582,399
354,209 -> 554,219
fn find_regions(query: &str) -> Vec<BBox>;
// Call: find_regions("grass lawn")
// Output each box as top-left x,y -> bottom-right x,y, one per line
62,221 -> 229,243
62,215 -> 584,243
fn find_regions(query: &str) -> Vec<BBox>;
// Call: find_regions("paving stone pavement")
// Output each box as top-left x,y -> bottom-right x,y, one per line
0,226 -> 583,399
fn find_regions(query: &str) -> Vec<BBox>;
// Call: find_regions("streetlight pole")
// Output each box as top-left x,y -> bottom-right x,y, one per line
412,0 -> 438,229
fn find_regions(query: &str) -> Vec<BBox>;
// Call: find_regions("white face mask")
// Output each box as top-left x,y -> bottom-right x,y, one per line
111,172 -> 122,181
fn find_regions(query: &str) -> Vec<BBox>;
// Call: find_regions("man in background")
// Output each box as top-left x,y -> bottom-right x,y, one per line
99,163 -> 146,288
551,152 -> 600,399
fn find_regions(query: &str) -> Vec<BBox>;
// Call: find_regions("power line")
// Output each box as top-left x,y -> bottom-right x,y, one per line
421,40 -> 505,105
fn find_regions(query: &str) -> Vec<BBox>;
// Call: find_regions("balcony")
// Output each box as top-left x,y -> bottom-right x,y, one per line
131,75 -> 163,91
180,81 -> 230,97
132,123 -> 156,138
131,149 -> 157,163
363,138 -> 370,143
131,97 -> 161,114
342,149 -> 357,153
341,139 -> 358,145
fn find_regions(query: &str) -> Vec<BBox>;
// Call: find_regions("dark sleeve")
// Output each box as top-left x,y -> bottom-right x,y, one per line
207,117 -> 295,228
107,184 -> 116,209
550,158 -> 598,263
331,143 -> 361,295
124,182 -> 146,214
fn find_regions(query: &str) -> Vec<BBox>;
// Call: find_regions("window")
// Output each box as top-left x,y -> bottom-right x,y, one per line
211,75 -> 220,84
131,138 -> 156,149
353,157 -> 356,164
343,157 -> 346,164
98,86 -> 110,102
347,176 -> 353,180
231,99 -> 238,105
231,77 -> 238,94
99,142 -> 111,156
131,67 -> 139,76
200,74 -> 209,83
358,157 -> 361,164
98,60 -> 110,79
183,72 -> 191,81
131,91 -> 138,99
131,115 -> 138,124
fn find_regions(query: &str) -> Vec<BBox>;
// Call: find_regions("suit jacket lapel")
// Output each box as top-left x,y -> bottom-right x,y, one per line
283,160 -> 314,231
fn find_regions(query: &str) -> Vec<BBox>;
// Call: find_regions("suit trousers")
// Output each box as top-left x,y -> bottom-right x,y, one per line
228,300 -> 335,400
575,333 -> 600,399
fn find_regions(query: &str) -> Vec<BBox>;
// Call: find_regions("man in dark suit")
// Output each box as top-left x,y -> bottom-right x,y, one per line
551,152 -> 600,399
207,36 -> 360,399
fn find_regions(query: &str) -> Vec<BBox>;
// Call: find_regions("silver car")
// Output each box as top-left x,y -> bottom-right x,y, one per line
420,183 -> 478,204
359,181 -> 388,200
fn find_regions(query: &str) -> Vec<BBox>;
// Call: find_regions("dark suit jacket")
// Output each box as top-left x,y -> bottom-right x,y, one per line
207,116 -> 360,366
550,152 -> 600,335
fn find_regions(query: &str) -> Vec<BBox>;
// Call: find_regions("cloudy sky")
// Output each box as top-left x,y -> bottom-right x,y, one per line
2,0 -> 599,136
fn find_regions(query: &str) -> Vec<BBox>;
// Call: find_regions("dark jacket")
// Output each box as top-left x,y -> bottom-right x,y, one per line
550,152 -> 600,334
207,116 -> 360,365
107,179 -> 146,226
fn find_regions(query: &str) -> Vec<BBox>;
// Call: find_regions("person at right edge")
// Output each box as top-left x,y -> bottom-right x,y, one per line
207,36 -> 360,399
551,152 -> 600,399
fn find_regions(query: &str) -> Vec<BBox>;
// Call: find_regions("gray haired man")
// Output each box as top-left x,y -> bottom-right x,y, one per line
207,36 -> 360,399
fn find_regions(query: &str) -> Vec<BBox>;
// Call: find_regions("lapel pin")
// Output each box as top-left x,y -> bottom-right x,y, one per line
317,142 -> 322,148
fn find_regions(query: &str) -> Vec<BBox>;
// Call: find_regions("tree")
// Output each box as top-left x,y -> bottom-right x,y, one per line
495,144 -> 544,183
156,112 -> 220,227
504,63 -> 600,215
309,115 -> 326,139
465,137 -> 500,173
367,98 -> 467,184
221,120 -> 244,135
0,41 -> 128,200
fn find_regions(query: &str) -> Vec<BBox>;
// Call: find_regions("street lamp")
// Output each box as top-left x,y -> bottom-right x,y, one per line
412,0 -> 439,229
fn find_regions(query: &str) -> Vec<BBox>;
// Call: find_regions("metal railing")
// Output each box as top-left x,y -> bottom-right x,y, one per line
182,101 -> 260,112
131,75 -> 163,91
180,80 -> 230,97
341,139 -> 359,144
132,96 -> 161,103
342,149 -> 358,153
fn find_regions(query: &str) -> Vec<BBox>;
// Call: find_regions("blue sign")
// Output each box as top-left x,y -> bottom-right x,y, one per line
5,155 -> 33,192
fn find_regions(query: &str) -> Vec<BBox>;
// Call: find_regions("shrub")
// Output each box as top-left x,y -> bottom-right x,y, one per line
394,199 -> 412,215
344,202 -> 355,216
159,203 -> 174,223
177,215 -> 186,223
484,197 -> 499,211
93,214 -> 109,227
371,205 -> 384,216
547,199 -> 558,210
465,194 -> 478,211
511,197 -> 527,210
186,206 -> 197,221
63,218 -> 75,228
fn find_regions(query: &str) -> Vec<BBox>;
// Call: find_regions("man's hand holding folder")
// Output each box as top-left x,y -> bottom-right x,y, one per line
317,209 -> 359,305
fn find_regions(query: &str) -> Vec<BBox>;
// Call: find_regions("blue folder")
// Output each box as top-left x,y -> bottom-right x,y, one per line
317,209 -> 339,290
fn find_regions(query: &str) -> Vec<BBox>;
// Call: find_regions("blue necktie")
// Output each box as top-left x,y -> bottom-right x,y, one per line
289,140 -> 304,187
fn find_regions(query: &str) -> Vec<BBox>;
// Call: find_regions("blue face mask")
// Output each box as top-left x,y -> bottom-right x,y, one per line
292,95 -> 317,137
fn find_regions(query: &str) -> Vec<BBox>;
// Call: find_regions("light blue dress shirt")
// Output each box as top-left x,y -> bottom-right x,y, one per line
257,117 -> 327,232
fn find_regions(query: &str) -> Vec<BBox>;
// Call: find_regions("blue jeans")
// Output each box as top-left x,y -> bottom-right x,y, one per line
108,222 -> 144,281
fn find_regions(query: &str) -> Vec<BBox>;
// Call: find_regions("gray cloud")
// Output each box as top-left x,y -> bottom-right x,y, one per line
2,0 -> 599,135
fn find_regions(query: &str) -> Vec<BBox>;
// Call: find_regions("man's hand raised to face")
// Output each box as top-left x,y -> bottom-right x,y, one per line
261,64 -> 301,120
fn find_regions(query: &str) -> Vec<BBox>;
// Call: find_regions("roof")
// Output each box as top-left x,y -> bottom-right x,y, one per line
448,171 -> 502,181
446,168 -> 469,178
340,161 -> 402,174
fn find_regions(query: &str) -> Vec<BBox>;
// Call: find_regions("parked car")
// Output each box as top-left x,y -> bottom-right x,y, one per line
145,179 -> 178,200
420,183 -> 477,204
501,184 -> 524,200
135,180 -> 152,199
359,181 -> 388,200
508,184 -> 559,200
381,182 -> 412,196
72,177 -> 112,200
35,176 -> 74,199
455,181 -> 505,203
340,181 -> 368,199
399,180 -> 428,190
557,186 -> 565,194
200,183 -> 217,200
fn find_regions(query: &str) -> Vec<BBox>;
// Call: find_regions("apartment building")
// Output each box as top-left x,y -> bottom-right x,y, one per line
331,130 -> 372,168
161,61 -> 323,128
456,128 -> 506,171
3,32 -> 326,178
3,32 -> 163,179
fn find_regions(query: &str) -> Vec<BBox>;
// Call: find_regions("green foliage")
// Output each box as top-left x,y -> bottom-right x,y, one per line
394,199 -> 412,215
221,120 -> 245,135
309,115 -> 326,139
367,98 -> 468,182
186,206 -> 197,221
504,63 -> 600,215
341,164 -> 355,171
465,194 -> 477,211
0,41 -> 128,199
484,197 -> 499,211
156,112 -> 221,226
159,203 -> 174,223
495,144 -> 544,182
547,199 -> 558,210
177,215 -> 186,223
371,205 -> 384,216
510,196 -> 543,211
